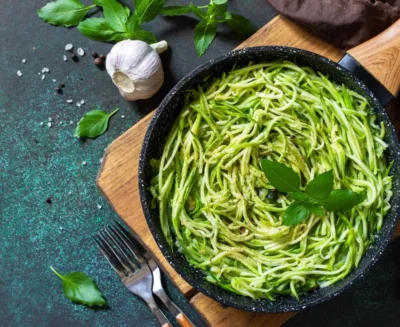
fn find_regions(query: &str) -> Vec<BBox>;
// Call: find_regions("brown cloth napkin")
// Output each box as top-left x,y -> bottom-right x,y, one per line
267,0 -> 400,50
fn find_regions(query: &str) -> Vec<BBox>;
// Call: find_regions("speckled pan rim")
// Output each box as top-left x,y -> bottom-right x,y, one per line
138,46 -> 400,313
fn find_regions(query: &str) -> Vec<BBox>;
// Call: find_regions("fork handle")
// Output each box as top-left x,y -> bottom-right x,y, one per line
145,296 -> 172,327
154,288 -> 196,327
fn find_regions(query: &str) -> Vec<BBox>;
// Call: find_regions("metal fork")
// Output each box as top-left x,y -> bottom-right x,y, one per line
94,224 -> 172,327
115,222 -> 196,327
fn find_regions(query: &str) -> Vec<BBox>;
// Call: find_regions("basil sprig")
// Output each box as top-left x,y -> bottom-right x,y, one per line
37,0 -> 96,27
261,159 -> 365,226
38,0 -> 165,43
50,266 -> 106,307
162,0 -> 255,56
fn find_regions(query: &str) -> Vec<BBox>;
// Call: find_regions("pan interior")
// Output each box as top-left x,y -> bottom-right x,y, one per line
138,47 -> 400,313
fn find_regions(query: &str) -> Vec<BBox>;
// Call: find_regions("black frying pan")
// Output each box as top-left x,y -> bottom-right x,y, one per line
138,21 -> 400,313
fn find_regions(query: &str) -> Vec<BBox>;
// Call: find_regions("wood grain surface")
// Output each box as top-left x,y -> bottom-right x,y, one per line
97,16 -> 400,327
348,18 -> 400,97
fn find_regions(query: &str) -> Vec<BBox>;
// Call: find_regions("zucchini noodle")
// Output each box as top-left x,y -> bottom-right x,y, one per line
150,61 -> 393,300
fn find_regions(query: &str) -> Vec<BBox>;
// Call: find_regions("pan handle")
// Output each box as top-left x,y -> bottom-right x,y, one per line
347,19 -> 400,97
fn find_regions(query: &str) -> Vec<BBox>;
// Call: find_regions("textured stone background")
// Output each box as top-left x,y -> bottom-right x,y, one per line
1,0 -> 400,326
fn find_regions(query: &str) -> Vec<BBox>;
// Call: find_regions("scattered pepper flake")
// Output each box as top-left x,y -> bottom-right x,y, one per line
45,197 -> 52,204
71,53 -> 79,62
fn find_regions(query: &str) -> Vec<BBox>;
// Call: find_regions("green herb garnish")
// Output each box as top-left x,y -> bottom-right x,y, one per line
162,0 -> 255,56
50,266 -> 106,307
261,159 -> 365,226
74,108 -> 119,139
37,0 -> 165,43
37,0 -> 96,27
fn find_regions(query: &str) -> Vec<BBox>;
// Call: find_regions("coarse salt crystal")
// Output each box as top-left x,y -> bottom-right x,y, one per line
48,117 -> 52,122
80,100 -> 85,105
63,55 -> 67,62
40,122 -> 44,126
65,43 -> 73,52
77,48 -> 85,56
59,121 -> 63,125
68,191 -> 72,195
17,70 -> 22,77
47,122 -> 52,128
22,59 -> 26,63
41,74 -> 45,80
52,79 -> 57,83
66,99 -> 73,103
42,67 -> 50,73
99,158 -> 103,163
121,115 -> 125,119
69,120 -> 73,124
97,204 -> 102,210
81,161 -> 87,166
60,227 -> 63,230
76,102 -> 81,107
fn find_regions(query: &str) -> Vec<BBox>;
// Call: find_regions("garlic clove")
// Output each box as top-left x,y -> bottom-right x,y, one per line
106,40 -> 167,101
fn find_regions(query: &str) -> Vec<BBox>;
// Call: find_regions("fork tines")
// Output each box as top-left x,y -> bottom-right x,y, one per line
93,223 -> 146,277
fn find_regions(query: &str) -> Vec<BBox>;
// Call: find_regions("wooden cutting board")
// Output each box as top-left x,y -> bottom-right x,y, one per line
97,16 -> 400,327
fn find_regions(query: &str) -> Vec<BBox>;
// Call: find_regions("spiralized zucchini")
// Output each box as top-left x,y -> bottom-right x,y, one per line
150,61 -> 393,300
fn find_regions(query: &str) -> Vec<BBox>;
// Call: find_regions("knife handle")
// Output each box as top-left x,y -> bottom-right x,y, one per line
347,18 -> 400,97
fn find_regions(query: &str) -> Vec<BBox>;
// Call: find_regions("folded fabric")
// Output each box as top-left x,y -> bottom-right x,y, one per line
267,0 -> 400,50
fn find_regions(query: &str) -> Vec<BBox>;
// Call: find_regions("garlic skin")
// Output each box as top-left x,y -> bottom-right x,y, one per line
106,40 -> 168,101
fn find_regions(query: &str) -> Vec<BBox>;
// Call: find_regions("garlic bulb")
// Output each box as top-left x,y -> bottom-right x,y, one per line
106,40 -> 168,101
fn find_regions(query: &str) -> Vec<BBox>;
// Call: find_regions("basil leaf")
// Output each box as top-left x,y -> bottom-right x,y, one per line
305,170 -> 334,200
93,0 -> 129,32
37,0 -> 96,27
135,0 -> 165,23
289,192 -> 307,202
321,190 -> 365,212
50,267 -> 106,307
283,201 -> 310,226
132,29 -> 157,43
226,13 -> 255,35
74,108 -> 119,139
162,6 -> 192,16
190,4 -> 208,20
194,20 -> 217,57
261,159 -> 300,193
77,18 -> 125,41
309,203 -> 325,217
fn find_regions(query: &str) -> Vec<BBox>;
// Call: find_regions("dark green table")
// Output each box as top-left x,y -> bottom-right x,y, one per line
1,1 -> 400,326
